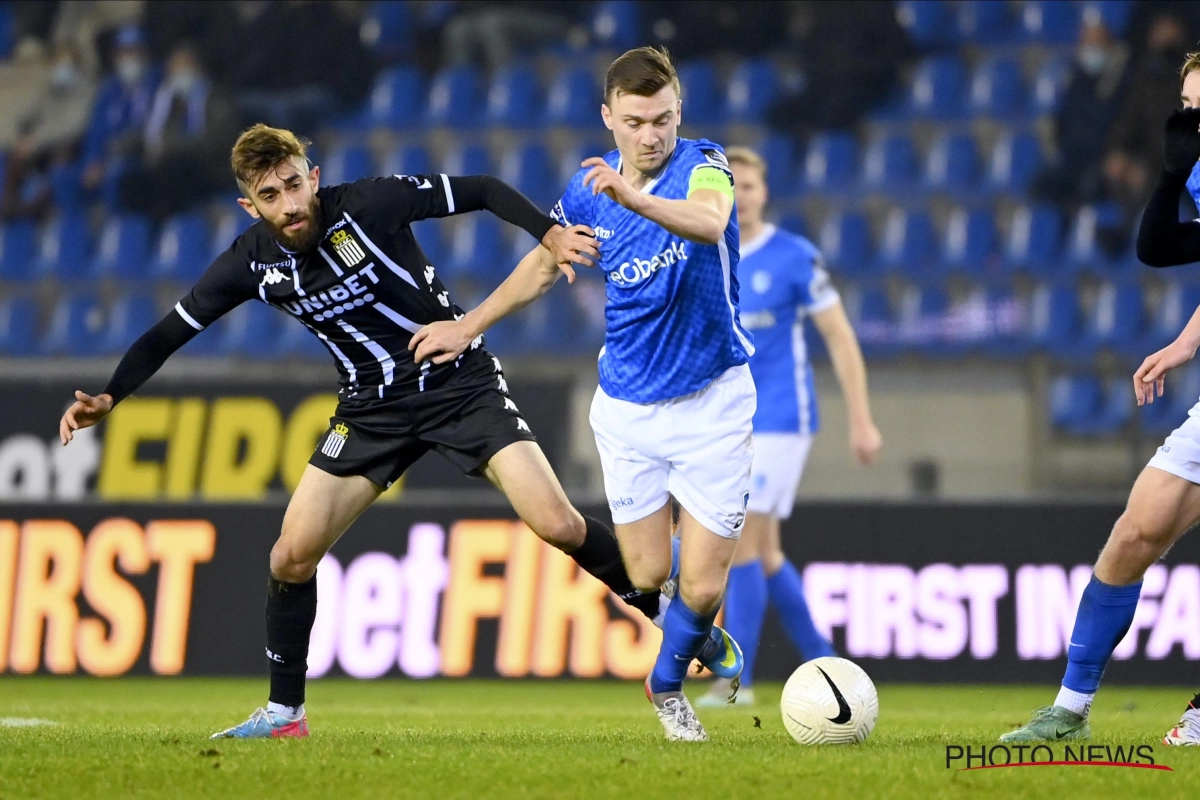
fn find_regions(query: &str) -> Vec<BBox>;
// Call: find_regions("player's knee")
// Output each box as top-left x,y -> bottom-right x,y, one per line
533,508 -> 585,550
270,538 -> 320,583
679,575 -> 724,615
1111,510 -> 1173,553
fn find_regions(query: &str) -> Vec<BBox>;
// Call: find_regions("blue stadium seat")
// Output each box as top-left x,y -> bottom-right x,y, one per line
895,1 -> 954,48
804,133 -> 858,192
500,143 -> 555,210
818,211 -> 875,277
1141,364 -> 1200,434
0,5 -> 13,60
725,59 -> 779,123
1065,203 -> 1123,275
896,283 -> 949,352
591,1 -> 641,49
980,284 -> 1029,357
92,215 -> 152,280
1050,374 -> 1103,433
1142,282 -> 1200,354
984,133 -> 1042,194
1083,0 -> 1132,37
485,64 -> 542,128
35,212 -> 93,280
442,144 -> 493,177
757,134 -> 797,198
210,210 -> 254,262
1090,377 -> 1134,434
557,138 -> 612,186
1028,282 -> 1082,357
956,0 -> 1013,43
426,65 -> 482,128
41,291 -> 106,355
1003,205 -> 1061,274
49,161 -> 86,212
0,296 -> 38,355
678,60 -> 722,126
278,315 -> 329,360
845,286 -> 896,358
877,209 -> 936,276
908,55 -> 966,119
150,213 -> 211,282
1080,281 -> 1144,356
322,144 -> 374,185
381,144 -> 433,177
777,213 -> 806,237
544,67 -> 599,128
1030,56 -> 1071,116
369,67 -> 425,129
447,216 -> 506,283
1021,0 -> 1080,44
413,218 -> 448,270
0,220 -> 38,280
361,0 -> 412,63
969,58 -> 1025,118
98,291 -> 158,354
862,134 -> 917,192
940,207 -> 996,275
519,280 -> 578,355
219,301 -> 283,358
923,133 -> 978,193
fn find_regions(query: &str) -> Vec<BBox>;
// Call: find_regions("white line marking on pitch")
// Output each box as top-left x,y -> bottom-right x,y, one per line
0,717 -> 59,727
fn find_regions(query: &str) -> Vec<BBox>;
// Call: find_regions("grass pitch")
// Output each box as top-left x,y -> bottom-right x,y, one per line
0,678 -> 1195,799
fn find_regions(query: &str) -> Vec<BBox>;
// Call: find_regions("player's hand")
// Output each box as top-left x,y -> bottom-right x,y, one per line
541,224 -> 600,284
409,319 -> 475,365
59,391 -> 113,445
581,158 -> 643,212
850,419 -> 882,466
1134,338 -> 1199,405
1162,108 -> 1200,176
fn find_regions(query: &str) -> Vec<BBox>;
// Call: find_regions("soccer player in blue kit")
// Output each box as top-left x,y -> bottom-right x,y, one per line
411,47 -> 751,741
697,147 -> 882,708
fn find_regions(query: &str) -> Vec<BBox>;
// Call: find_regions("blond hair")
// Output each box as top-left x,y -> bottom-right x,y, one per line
230,123 -> 311,194
605,46 -> 680,103
1181,50 -> 1200,88
725,146 -> 767,178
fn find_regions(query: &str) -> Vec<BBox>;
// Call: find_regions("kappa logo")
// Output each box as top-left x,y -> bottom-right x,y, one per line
261,267 -> 290,286
321,422 -> 350,459
330,229 -> 367,268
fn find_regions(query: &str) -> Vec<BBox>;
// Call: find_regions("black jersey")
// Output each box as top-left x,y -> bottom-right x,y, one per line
176,175 -> 517,407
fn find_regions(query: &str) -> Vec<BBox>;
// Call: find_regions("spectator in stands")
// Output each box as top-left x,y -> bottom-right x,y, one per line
442,2 -> 580,71
1,41 -> 96,219
117,42 -> 238,219
50,0 -> 145,71
80,25 -> 160,196
1032,12 -> 1130,210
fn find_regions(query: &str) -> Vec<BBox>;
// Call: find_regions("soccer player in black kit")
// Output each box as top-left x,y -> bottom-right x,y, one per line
58,124 -> 733,738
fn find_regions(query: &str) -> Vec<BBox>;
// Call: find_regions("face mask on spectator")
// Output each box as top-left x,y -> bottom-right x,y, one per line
50,60 -> 79,89
1078,44 -> 1108,76
116,55 -> 146,86
169,68 -> 201,95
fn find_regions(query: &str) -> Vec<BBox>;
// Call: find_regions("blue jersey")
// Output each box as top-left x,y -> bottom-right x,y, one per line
1188,160 -> 1200,210
739,225 -> 840,434
551,137 -> 753,403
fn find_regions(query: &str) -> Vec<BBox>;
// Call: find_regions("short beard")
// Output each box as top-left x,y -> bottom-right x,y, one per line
268,197 -> 322,252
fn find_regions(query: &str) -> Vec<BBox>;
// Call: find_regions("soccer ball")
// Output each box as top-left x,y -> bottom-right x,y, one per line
780,656 -> 878,745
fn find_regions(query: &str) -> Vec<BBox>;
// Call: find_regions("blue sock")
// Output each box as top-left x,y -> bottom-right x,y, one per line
650,598 -> 717,694
1062,575 -> 1143,693
767,559 -> 835,661
723,561 -> 767,687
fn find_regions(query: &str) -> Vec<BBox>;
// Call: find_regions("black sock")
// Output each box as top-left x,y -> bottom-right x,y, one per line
265,573 -> 317,708
1188,692 -> 1200,713
570,516 -> 662,621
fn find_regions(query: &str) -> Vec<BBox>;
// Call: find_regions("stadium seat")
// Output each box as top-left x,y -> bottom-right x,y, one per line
500,143 -> 555,210
1021,0 -> 1080,44
777,213 -> 806,237
150,213 -> 211,282
1028,282 -> 1082,357
877,209 -> 936,276
442,144 -> 493,178
1083,0 -> 1132,37
1141,364 -> 1200,434
49,161 -> 86,212
1142,282 -> 1200,354
361,0 -> 412,63
979,284 -> 1028,357
862,134 -> 917,192
91,215 -> 152,280
1080,281 -> 1144,356
908,55 -> 966,119
413,218 -> 448,270
725,59 -> 779,123
757,134 -> 797,198
35,211 -> 93,280
818,211 -> 874,277
1064,203 -> 1123,275
519,280 -> 578,354
557,138 -> 612,187
923,133 -> 978,194
591,0 -> 641,49
447,216 -> 505,283
0,5 -> 13,60
1003,205 -> 1061,274
322,144 -> 374,185
678,60 -> 722,126
895,1 -> 954,48
955,0 -> 1013,43
984,133 -> 1042,194
219,301 -> 284,358
968,58 -> 1025,118
369,67 -> 425,129
1030,55 -> 1071,116
210,210 -> 254,262
278,315 -> 329,359
485,64 -> 542,128
426,65 -> 482,128
1049,374 -> 1103,433
844,285 -> 896,357
940,207 -> 996,275
0,296 -> 38,355
98,291 -> 158,354
40,291 -> 106,355
804,133 -> 858,192
544,67 -> 599,128
896,283 -> 949,352
0,220 -> 38,280
381,144 -> 433,177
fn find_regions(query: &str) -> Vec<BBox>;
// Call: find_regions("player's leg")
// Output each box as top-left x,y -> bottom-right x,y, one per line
1001,465 -> 1200,742
481,439 -> 664,621
762,511 -> 836,662
213,465 -> 381,739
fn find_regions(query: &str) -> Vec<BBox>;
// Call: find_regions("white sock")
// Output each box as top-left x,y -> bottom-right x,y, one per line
652,594 -> 670,628
1054,686 -> 1093,717
267,702 -> 304,720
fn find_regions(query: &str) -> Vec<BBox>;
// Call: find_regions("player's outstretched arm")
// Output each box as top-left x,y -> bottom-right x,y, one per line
580,158 -> 732,245
812,301 -> 882,466
409,245 -> 564,364
1137,108 -> 1200,268
1135,302 -> 1200,405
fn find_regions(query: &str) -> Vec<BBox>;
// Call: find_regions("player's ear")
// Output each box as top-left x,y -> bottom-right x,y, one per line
308,163 -> 320,190
236,196 -> 261,219
600,103 -> 614,131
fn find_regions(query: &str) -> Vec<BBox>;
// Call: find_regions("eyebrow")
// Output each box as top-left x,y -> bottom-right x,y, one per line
622,111 -> 673,123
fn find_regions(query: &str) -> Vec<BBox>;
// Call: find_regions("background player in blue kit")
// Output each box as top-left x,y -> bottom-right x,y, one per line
412,47 -> 752,741
697,147 -> 882,707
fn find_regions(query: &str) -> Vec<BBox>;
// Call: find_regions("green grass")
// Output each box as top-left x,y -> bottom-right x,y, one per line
0,678 -> 1195,799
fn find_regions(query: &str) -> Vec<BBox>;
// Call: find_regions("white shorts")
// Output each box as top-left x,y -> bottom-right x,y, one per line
1147,400 -> 1200,484
747,433 -> 814,519
589,364 -> 756,539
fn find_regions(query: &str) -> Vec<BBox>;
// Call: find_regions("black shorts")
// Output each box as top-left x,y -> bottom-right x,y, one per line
309,350 -> 536,488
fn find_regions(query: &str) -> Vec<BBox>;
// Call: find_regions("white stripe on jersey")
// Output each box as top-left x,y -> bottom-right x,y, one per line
317,246 -> 344,277
337,319 -> 395,393
317,331 -> 357,387
441,173 -> 455,213
791,316 -> 811,434
290,256 -> 305,296
345,213 -> 420,290
372,302 -> 422,333
174,302 -> 204,330
717,238 -> 755,356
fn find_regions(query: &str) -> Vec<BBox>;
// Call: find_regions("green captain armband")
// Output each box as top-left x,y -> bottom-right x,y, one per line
687,166 -> 734,201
